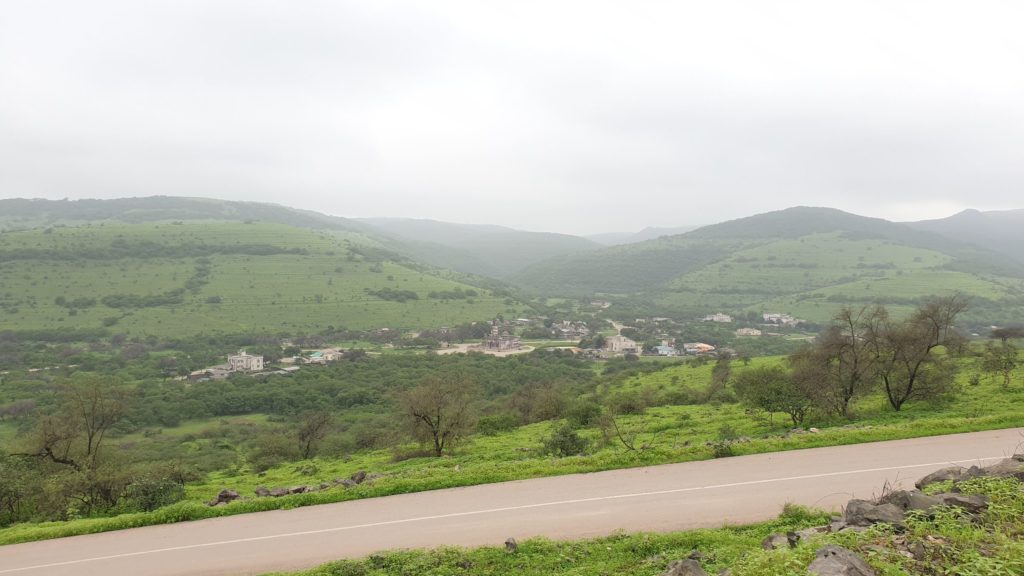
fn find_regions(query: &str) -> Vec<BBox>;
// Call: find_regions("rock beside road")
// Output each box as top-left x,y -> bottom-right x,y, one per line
807,545 -> 876,576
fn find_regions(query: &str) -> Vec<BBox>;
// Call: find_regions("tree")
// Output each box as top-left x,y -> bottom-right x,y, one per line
399,372 -> 479,457
791,306 -> 881,417
867,295 -> 967,411
981,339 -> 1019,390
296,411 -> 333,459
18,374 -> 131,470
733,365 -> 811,426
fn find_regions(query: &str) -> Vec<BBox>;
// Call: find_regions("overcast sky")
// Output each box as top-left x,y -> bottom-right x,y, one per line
2,1 -> 1022,235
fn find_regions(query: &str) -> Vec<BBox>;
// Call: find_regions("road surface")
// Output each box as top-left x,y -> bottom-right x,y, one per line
1,427 -> 1020,575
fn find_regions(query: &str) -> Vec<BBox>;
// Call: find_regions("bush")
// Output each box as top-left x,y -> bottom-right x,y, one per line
476,413 -> 520,436
543,424 -> 589,457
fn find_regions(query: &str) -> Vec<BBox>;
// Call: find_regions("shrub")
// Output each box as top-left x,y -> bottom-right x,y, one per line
543,424 -> 589,457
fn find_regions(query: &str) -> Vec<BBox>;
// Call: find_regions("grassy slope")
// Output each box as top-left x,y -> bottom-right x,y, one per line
659,232 -> 1024,323
514,208 -> 1024,323
3,355 -> 1023,546
0,222 -> 524,336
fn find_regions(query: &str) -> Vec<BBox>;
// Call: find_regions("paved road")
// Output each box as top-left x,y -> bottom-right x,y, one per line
1,428 -> 1021,575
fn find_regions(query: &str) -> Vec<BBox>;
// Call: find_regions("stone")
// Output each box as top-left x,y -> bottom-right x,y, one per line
319,482 -> 330,490
687,550 -> 708,562
269,487 -> 290,497
661,559 -> 708,576
208,488 -> 240,505
254,486 -> 271,497
350,470 -> 368,484
809,427 -> 820,433
915,465 -> 982,489
936,493 -> 988,514
340,479 -> 358,488
843,499 -> 906,529
807,545 -> 877,576
288,485 -> 309,494
762,533 -> 790,550
981,457 -> 1024,480
505,537 -> 518,553
878,490 -> 942,513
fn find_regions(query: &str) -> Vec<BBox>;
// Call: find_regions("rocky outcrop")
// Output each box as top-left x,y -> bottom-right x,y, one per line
661,559 -> 708,576
843,500 -> 906,529
807,546 -> 876,576
916,454 -> 1024,489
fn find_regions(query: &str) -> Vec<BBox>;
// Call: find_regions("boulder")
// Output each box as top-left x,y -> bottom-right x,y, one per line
208,489 -> 240,506
878,490 -> 942,513
269,487 -> 290,497
288,485 -> 309,494
662,559 -> 708,576
340,479 -> 358,488
762,533 -> 790,550
843,500 -> 906,529
915,465 -> 982,489
981,457 -> 1024,480
254,486 -> 271,497
350,470 -> 368,484
936,493 -> 988,514
504,537 -> 518,553
807,545 -> 877,576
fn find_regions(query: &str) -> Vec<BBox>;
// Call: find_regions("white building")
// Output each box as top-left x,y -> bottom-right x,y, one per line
703,313 -> 733,323
605,335 -> 639,354
227,350 -> 264,372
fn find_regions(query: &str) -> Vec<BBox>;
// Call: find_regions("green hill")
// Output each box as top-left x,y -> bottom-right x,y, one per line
512,207 -> 1024,324
908,208 -> 1024,265
0,220 -> 526,338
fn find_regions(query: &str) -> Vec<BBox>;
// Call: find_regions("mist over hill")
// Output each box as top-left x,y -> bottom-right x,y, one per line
4,197 -> 1024,328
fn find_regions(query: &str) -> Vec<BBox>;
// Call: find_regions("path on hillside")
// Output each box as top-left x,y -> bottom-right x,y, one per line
1,428 -> 1020,575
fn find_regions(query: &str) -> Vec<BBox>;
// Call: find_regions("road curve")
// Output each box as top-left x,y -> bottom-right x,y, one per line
1,427 -> 1021,576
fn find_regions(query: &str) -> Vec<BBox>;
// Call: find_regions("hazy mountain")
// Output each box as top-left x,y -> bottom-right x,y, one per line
0,196 -> 373,235
512,207 -> 1024,324
586,225 -> 700,246
907,209 -> 1024,265
357,218 -> 601,278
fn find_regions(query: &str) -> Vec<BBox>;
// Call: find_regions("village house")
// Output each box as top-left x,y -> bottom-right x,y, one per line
605,334 -> 639,354
763,312 -> 803,327
683,342 -> 716,355
735,328 -> 763,337
553,320 -> 590,340
703,313 -> 733,323
306,348 -> 344,364
654,345 -> 678,356
483,320 -> 522,351
227,349 -> 264,372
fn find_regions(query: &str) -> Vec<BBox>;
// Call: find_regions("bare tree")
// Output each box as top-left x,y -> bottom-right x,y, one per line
14,374 -> 130,471
868,295 -> 967,411
296,411 -> 333,459
791,306 -> 882,418
400,372 -> 479,457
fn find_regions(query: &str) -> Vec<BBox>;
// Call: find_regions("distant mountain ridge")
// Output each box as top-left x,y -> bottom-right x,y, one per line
512,206 -> 1024,325
907,209 -> 1024,265
356,217 -> 600,278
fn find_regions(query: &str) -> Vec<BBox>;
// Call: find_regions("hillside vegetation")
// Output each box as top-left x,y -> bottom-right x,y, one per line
514,207 -> 1024,324
0,221 -> 524,337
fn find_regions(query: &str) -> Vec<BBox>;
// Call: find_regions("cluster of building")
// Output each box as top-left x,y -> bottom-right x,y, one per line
187,347 -> 347,382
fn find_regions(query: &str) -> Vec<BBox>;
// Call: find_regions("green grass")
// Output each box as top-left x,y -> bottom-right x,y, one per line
658,233 -> 1024,323
273,477 -> 1024,576
3,356 -> 1023,546
0,222 -> 526,336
